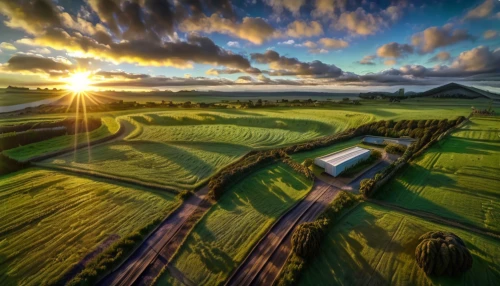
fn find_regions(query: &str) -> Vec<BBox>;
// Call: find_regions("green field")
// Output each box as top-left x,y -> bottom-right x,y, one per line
0,89 -> 63,106
157,163 -> 313,285
376,117 -> 500,232
3,117 -> 120,162
41,106 -> 470,190
0,168 -> 179,286
299,203 -> 500,285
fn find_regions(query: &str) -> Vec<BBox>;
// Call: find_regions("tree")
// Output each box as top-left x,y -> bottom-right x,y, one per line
291,221 -> 324,258
415,231 -> 473,277
303,158 -> 313,168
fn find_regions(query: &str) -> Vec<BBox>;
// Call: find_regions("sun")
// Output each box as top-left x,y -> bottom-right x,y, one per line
67,71 -> 91,93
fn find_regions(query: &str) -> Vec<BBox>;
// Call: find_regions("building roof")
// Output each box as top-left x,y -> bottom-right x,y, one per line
418,83 -> 500,100
317,146 -> 371,167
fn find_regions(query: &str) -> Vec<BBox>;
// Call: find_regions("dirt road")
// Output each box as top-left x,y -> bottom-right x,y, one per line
226,180 -> 339,286
98,187 -> 211,286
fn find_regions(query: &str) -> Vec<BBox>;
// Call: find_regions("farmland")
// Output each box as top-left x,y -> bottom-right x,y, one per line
157,163 -> 313,285
0,168 -> 179,286
3,117 -> 120,162
41,106 -> 470,190
298,203 -> 500,285
376,117 -> 500,232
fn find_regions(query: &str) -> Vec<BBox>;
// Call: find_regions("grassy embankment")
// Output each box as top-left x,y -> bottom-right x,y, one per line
376,117 -> 500,232
0,168 -> 179,286
155,163 -> 313,285
298,203 -> 500,285
3,117 -> 120,162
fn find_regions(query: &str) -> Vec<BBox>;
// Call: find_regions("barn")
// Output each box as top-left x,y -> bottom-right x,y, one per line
314,147 -> 371,177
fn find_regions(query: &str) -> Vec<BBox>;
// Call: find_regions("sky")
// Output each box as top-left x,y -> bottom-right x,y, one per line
0,0 -> 499,92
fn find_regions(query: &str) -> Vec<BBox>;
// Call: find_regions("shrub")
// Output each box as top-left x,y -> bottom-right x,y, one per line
415,231 -> 473,277
303,158 -> 313,168
359,178 -> 376,197
371,149 -> 382,159
291,221 -> 325,258
176,190 -> 193,201
384,143 -> 407,154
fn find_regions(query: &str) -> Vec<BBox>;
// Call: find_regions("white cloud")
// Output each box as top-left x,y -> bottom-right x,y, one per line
0,42 -> 16,50
227,41 -> 241,48
278,39 -> 295,45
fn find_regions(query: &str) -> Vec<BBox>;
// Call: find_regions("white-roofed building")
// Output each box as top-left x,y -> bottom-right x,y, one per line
314,146 -> 371,177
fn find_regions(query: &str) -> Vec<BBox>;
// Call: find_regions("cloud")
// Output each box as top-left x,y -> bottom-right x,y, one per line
334,8 -> 386,35
384,59 -> 396,66
0,0 -> 62,35
285,20 -> 323,38
357,55 -> 376,65
0,42 -> 16,51
250,50 -> 342,78
484,30 -> 498,39
1,54 -> 72,75
463,0 -> 495,20
295,41 -> 317,48
227,41 -> 240,48
427,51 -> 451,63
28,47 -> 51,55
376,42 -> 414,58
309,48 -> 329,54
450,45 -> 500,72
278,39 -> 295,45
93,70 -> 150,80
180,14 -> 276,45
17,29 -> 252,70
411,24 -> 474,53
311,0 -> 346,18
318,38 -> 348,49
205,67 -> 262,75
263,0 -> 306,15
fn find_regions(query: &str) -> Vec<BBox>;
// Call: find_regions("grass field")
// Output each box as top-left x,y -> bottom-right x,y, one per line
376,117 -> 500,232
3,117 -> 120,162
45,141 -> 250,190
157,163 -> 313,285
0,168 -> 179,286
0,89 -> 63,106
299,203 -> 500,285
41,106 -> 470,190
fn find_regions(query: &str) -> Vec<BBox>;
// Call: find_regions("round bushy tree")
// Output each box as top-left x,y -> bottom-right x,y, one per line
415,231 -> 473,277
291,222 -> 323,258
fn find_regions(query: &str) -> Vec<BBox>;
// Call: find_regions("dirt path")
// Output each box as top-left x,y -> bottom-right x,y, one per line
225,180 -> 339,286
98,187 -> 212,286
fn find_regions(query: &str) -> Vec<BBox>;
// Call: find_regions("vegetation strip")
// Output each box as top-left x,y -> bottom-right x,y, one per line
34,163 -> 179,194
368,200 -> 500,240
276,192 -> 362,286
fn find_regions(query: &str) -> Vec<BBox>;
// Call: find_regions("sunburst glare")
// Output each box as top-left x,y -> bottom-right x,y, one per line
67,71 -> 91,93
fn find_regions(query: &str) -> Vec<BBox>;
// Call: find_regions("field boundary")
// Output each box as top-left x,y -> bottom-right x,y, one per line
33,163 -> 179,194
15,118 -> 125,163
368,199 -> 500,240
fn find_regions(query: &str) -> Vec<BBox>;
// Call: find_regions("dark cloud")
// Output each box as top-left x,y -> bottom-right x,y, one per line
250,50 -> 342,78
1,54 -> 72,75
411,24 -> 474,53
376,42 -> 414,58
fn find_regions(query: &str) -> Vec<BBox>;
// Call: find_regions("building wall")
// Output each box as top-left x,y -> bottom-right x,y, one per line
324,151 -> 371,177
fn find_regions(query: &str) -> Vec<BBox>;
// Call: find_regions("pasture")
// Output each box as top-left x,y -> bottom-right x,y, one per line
3,117 -> 120,162
157,163 -> 313,285
376,117 -> 500,232
42,105 -> 470,190
0,89 -> 62,106
299,203 -> 500,285
0,168 -> 179,286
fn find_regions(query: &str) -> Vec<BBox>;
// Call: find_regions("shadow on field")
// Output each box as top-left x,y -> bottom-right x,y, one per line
218,165 -> 308,216
398,164 -> 455,188
0,254 -> 16,285
376,180 -> 475,227
427,137 -> 498,156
